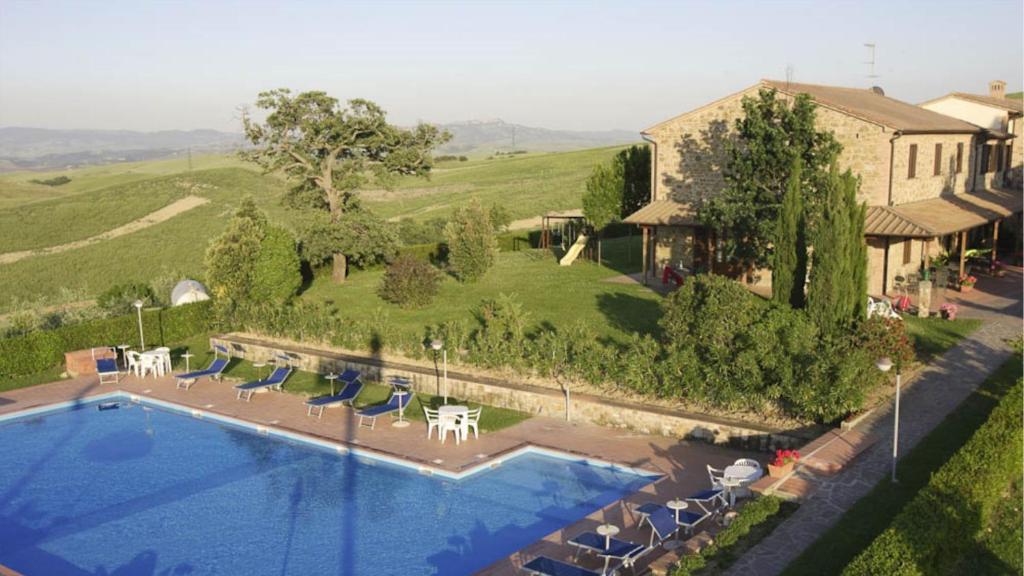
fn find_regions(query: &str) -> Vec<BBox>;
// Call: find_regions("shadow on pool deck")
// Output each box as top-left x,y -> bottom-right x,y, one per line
0,373 -> 762,576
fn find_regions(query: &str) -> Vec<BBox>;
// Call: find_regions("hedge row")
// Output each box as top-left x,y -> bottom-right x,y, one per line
672,495 -> 786,575
843,377 -> 1024,575
0,300 -> 213,378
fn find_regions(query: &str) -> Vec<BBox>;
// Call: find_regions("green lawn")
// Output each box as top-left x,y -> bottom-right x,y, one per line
303,235 -> 658,345
171,333 -> 530,433
782,354 -> 1022,576
904,316 -> 984,360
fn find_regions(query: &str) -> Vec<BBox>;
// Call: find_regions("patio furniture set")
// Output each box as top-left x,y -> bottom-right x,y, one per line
523,459 -> 764,576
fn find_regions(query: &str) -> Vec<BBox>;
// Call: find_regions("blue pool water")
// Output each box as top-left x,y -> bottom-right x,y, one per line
0,397 -> 655,575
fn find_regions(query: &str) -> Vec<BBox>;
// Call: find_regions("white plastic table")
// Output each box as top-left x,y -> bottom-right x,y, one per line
663,499 -> 688,550
392,391 -> 410,428
438,405 -> 468,443
181,352 -> 194,373
140,350 -> 172,378
325,373 -> 339,395
723,464 -> 762,506
116,345 -> 131,370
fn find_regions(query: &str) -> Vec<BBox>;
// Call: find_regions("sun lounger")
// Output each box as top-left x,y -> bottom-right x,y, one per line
235,366 -> 292,401
305,377 -> 364,418
96,358 -> 120,385
636,501 -> 708,539
357,390 -> 414,429
176,357 -> 229,390
568,531 -> 647,574
522,556 -> 601,576
686,487 -> 727,515
643,507 -> 680,548
675,508 -> 710,535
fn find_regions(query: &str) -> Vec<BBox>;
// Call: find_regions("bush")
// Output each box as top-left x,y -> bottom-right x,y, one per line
377,255 -> 441,309
672,495 -> 786,575
444,199 -> 497,282
97,282 -> 157,315
250,225 -> 302,305
843,377 -> 1023,575
0,300 -> 213,378
29,175 -> 71,186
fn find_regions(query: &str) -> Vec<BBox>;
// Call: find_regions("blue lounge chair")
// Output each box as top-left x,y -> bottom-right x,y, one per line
675,509 -> 710,535
235,366 -> 292,401
305,376 -> 364,418
522,556 -> 600,576
643,507 -> 680,548
568,531 -> 647,574
686,487 -> 727,516
176,357 -> 230,390
96,357 -> 120,385
357,390 -> 414,429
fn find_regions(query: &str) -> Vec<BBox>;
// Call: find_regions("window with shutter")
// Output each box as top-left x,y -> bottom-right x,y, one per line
989,144 -> 997,173
955,143 -> 963,173
982,145 -> 991,174
996,144 -> 1005,171
903,239 -> 912,265
908,144 -> 917,179
934,143 -> 942,176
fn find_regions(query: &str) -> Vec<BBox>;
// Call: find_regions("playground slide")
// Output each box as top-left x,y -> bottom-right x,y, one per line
559,234 -> 589,266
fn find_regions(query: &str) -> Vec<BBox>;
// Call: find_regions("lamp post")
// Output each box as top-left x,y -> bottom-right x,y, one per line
875,356 -> 901,483
430,339 -> 448,404
133,300 -> 145,351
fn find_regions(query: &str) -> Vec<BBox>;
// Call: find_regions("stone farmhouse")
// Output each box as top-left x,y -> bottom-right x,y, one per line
625,79 -> 1023,296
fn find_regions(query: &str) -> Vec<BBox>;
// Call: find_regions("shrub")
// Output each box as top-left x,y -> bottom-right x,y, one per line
250,225 -> 302,305
843,377 -> 1023,575
377,255 -> 441,309
96,282 -> 157,315
444,199 -> 497,282
672,495 -> 785,575
29,175 -> 71,186
0,300 -> 212,378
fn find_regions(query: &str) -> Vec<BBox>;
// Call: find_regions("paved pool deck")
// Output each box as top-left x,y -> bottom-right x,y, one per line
0,370 -> 761,575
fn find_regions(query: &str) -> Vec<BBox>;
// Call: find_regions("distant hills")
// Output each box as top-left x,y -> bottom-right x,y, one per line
0,121 -> 640,172
434,120 -> 639,156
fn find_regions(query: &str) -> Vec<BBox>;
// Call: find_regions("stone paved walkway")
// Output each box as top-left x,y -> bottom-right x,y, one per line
725,270 -> 1022,576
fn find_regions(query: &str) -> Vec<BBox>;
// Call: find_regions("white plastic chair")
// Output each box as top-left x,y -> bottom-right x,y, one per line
460,408 -> 482,440
126,351 -> 141,376
423,407 -> 441,440
734,458 -> 762,470
707,464 -> 726,490
439,413 -> 462,445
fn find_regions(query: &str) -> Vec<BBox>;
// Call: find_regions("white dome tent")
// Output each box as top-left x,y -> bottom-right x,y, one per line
170,280 -> 210,306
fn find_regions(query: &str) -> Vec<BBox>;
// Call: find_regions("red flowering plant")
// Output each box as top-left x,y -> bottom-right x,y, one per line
959,274 -> 977,288
772,449 -> 800,467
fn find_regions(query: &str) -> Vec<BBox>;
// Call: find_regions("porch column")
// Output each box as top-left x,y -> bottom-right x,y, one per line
958,230 -> 968,278
641,226 -> 649,285
922,238 -> 931,271
991,220 -> 1001,268
707,229 -> 715,276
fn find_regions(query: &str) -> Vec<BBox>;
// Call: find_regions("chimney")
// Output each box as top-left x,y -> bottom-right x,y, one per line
989,80 -> 1006,99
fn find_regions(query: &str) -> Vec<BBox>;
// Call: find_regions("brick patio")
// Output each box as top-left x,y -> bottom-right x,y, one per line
0,370 -> 761,575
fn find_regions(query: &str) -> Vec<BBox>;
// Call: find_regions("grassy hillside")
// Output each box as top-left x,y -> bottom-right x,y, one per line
0,145 -> 626,312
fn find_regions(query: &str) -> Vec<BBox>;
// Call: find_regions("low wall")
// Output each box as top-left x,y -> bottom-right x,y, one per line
211,334 -> 811,450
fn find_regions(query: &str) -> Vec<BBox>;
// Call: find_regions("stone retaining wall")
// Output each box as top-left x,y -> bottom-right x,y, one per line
211,334 -> 811,451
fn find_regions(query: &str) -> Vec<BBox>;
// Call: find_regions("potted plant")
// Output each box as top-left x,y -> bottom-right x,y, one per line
767,449 -> 800,478
939,302 -> 958,320
958,274 -> 977,293
990,260 -> 1006,278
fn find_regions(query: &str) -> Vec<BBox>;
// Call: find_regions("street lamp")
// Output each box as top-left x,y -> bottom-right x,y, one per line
133,300 -> 145,351
875,356 -> 900,483
430,339 -> 448,404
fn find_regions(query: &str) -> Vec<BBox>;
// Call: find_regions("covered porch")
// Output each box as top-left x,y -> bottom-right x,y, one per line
864,188 -> 1023,298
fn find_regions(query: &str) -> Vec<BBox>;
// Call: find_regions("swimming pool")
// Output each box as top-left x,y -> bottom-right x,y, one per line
0,394 -> 657,575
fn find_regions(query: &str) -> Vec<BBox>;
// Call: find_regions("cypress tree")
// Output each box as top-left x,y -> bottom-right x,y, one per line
773,157 -> 807,308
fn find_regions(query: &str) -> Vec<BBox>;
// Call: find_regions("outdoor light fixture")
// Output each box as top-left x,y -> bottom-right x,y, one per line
430,339 -> 448,404
133,300 -> 145,351
876,355 -> 900,483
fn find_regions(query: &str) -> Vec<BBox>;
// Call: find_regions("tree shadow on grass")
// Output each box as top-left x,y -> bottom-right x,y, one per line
595,292 -> 663,339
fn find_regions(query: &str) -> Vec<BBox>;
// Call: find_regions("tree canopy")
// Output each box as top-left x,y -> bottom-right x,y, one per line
241,89 -> 449,282
701,89 -> 841,271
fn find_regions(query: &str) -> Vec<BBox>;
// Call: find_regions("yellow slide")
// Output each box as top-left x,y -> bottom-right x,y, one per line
559,234 -> 589,266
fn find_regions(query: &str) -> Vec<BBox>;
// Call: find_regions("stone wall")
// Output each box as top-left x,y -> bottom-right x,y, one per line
889,133 -> 976,205
211,334 -> 810,451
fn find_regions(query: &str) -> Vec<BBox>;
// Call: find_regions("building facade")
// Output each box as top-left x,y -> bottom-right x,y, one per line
625,80 -> 1022,297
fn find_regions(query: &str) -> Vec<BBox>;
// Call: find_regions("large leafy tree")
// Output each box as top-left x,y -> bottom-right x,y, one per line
242,89 -> 449,283
701,89 -> 841,272
444,199 -> 497,282
582,144 -> 652,262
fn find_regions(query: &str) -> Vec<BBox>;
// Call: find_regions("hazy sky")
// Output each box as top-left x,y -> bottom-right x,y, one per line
1,0 -> 1021,133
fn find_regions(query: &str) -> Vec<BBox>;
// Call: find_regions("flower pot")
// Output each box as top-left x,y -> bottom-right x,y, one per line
941,311 -> 956,320
959,285 -> 974,293
767,462 -> 794,478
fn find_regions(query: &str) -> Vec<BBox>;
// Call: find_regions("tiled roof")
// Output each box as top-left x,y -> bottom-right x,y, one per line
762,80 -> 983,134
865,189 -> 1023,237
623,199 -> 700,226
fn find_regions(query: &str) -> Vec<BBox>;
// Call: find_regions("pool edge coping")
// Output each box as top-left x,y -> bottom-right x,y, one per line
0,390 -> 663,482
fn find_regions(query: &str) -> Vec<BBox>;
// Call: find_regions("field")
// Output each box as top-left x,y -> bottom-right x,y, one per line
0,146 -> 625,314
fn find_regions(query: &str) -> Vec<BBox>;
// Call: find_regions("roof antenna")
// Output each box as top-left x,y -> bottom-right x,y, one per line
785,65 -> 794,88
864,43 -> 879,80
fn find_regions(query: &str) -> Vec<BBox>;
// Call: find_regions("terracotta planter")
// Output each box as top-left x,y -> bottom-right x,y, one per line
767,462 -> 794,478
959,284 -> 974,293
941,310 -> 957,320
